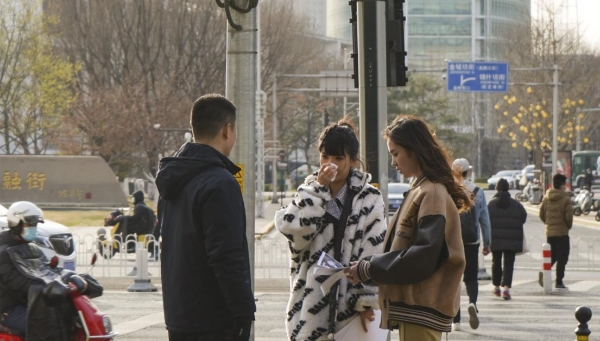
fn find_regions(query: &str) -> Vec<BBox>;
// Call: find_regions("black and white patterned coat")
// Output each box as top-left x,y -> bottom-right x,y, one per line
275,169 -> 387,341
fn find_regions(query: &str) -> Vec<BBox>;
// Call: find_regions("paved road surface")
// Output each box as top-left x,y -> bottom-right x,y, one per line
85,189 -> 600,340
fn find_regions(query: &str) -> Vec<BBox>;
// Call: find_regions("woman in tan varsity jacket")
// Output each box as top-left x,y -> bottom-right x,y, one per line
346,115 -> 469,341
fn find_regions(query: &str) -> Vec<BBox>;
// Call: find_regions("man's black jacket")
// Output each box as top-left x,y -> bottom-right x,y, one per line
155,143 -> 255,333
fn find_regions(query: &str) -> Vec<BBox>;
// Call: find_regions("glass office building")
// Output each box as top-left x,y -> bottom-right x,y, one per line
407,0 -> 531,71
325,0 -> 531,69
326,0 -> 352,42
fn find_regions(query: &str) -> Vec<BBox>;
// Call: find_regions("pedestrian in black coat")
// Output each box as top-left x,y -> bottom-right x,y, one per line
155,94 -> 255,341
487,178 -> 527,300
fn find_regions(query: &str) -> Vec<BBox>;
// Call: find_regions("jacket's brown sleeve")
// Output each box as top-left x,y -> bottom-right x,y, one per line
564,197 -> 573,229
539,197 -> 546,223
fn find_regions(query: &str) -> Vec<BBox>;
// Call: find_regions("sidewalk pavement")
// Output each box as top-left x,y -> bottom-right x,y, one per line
255,191 -> 295,239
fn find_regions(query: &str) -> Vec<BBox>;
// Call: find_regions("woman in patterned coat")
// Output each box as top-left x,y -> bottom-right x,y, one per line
275,119 -> 387,341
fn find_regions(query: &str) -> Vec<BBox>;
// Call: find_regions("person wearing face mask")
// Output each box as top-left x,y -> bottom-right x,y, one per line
0,201 -> 45,336
275,118 -> 387,341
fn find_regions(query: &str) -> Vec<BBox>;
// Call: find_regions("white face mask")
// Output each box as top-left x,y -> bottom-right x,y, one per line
22,226 -> 38,242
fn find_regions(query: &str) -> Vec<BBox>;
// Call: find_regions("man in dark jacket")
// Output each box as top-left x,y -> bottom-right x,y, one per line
539,173 -> 573,289
155,94 -> 255,341
115,190 -> 155,236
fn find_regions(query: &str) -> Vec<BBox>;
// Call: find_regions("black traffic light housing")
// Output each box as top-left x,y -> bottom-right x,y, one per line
386,0 -> 407,86
349,0 -> 407,88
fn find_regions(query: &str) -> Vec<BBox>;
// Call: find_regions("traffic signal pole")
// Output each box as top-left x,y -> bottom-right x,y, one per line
356,0 -> 388,194
223,4 -> 257,340
352,0 -> 406,207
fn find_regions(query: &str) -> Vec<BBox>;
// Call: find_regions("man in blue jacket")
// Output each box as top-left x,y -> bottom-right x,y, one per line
155,94 -> 255,341
451,158 -> 491,332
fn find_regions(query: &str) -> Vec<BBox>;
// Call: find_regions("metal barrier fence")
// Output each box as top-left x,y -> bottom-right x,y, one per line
73,234 -> 600,278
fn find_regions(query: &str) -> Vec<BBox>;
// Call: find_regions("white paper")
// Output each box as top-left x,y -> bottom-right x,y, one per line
313,252 -> 346,274
334,310 -> 389,341
312,252 -> 348,295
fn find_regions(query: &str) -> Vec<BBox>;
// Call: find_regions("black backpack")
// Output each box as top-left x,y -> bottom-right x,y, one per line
459,187 -> 479,243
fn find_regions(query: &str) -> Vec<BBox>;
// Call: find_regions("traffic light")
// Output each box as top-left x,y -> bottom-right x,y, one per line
528,149 -> 534,163
386,0 -> 407,87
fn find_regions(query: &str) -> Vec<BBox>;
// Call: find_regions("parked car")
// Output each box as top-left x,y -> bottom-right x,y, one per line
515,164 -> 535,189
487,170 -> 520,190
388,182 -> 410,215
0,204 -> 77,270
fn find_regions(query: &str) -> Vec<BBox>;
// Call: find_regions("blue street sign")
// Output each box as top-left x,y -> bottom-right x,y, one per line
446,61 -> 508,92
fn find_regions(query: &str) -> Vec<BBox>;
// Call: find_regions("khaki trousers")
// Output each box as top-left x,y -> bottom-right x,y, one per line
398,322 -> 441,341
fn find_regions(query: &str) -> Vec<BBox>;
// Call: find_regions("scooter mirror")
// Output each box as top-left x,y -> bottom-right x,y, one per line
49,256 -> 59,269
91,253 -> 98,266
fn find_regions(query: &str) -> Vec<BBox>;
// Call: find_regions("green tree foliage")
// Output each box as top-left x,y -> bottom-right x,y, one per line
387,73 -> 470,157
0,0 -> 78,154
491,1 -> 600,160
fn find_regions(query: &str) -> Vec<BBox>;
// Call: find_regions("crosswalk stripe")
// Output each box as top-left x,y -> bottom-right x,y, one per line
564,280 -> 600,291
480,279 -> 534,291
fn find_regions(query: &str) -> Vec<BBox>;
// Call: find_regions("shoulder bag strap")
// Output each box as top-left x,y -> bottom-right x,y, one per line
328,186 -> 358,340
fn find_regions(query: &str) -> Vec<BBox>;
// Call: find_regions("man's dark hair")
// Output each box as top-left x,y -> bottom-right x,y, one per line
553,173 -> 567,189
190,94 -> 236,139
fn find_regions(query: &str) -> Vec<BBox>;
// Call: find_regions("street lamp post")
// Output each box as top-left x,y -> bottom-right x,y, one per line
551,64 -> 559,176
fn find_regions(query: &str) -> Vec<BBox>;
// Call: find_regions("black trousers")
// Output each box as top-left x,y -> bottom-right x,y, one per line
547,235 -> 570,284
453,243 -> 479,323
491,250 -> 516,288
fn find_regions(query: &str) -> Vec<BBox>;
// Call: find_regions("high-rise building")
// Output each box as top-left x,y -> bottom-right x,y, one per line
407,0 -> 531,70
323,0 -> 531,69
326,0 -> 352,43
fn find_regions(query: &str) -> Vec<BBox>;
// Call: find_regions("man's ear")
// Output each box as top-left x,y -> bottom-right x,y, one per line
220,123 -> 231,140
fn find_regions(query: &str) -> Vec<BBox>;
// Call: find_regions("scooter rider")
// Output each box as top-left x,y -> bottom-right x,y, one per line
1,202 -> 101,340
114,190 -> 156,236
0,201 -> 46,335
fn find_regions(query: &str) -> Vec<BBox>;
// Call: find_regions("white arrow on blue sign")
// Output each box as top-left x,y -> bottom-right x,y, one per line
446,61 -> 508,93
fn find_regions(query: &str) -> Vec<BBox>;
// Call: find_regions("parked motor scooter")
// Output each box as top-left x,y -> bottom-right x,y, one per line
515,181 -> 534,202
575,186 -> 594,215
0,254 -> 117,341
96,209 -> 153,259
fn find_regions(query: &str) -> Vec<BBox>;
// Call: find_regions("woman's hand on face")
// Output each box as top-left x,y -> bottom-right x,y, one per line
345,261 -> 361,285
317,163 -> 338,186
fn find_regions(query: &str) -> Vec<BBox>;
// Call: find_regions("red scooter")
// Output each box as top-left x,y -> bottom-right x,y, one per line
0,254 -> 117,341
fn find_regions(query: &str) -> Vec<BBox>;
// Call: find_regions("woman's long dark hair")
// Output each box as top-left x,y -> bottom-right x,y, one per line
383,115 -> 472,212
